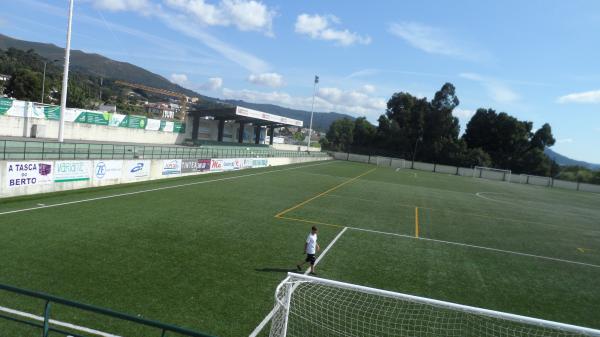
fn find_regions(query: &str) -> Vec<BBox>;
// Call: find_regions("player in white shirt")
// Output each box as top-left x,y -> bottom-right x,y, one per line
297,226 -> 320,275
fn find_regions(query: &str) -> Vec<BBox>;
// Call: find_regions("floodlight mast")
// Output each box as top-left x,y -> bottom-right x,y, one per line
307,75 -> 318,151
58,0 -> 74,143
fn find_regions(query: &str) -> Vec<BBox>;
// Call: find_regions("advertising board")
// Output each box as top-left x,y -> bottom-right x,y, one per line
252,158 -> 268,168
54,161 -> 91,183
210,159 -> 223,172
124,160 -> 151,178
92,160 -> 123,181
6,161 -> 53,188
162,159 -> 182,175
182,159 -> 211,173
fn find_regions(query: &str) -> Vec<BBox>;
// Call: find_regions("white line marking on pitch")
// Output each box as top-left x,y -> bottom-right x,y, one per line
0,305 -> 121,337
349,227 -> 600,269
248,227 -> 348,337
0,161 -> 333,217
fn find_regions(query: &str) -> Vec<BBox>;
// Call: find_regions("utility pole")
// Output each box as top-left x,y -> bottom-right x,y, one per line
58,0 -> 74,143
41,59 -> 61,104
307,75 -> 318,151
41,61 -> 47,104
99,77 -> 103,102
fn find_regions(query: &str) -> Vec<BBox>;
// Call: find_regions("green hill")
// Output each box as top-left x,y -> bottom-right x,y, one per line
0,34 -> 354,131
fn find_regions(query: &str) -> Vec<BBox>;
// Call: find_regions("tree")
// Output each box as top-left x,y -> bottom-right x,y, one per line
324,118 -> 355,152
352,117 -> 376,149
463,108 -> 556,175
5,68 -> 42,101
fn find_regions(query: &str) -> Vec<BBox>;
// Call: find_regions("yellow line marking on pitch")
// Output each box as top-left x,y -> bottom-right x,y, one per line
577,247 -> 594,253
325,194 -> 589,230
415,207 -> 419,238
274,168 -> 376,218
276,215 -> 344,228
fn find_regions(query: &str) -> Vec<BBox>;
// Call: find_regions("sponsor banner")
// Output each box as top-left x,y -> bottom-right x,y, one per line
210,159 -> 223,172
252,158 -> 268,168
162,159 -> 182,175
1,99 -> 185,133
173,121 -> 186,133
93,160 -> 123,181
222,158 -> 238,171
124,160 -> 151,178
181,159 -> 211,173
235,106 -> 303,127
54,161 -> 91,183
243,158 -> 253,169
120,115 -> 147,129
75,111 -> 110,125
6,161 -> 53,188
0,97 -> 12,115
160,121 -> 174,132
108,113 -> 127,127
44,105 -> 61,120
146,118 -> 161,131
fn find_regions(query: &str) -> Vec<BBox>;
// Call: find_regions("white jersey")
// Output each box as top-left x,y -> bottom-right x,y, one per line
306,233 -> 318,254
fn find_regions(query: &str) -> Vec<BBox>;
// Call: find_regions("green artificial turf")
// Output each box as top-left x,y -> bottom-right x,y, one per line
0,160 -> 598,336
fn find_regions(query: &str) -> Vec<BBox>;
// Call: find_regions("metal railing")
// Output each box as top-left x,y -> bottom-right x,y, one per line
0,283 -> 215,337
0,140 -> 329,161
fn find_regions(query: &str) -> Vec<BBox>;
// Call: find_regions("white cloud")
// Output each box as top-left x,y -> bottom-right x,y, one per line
221,85 -> 386,119
452,108 -> 475,121
87,0 -> 270,73
556,138 -> 574,144
170,73 -> 189,86
92,0 -> 151,12
165,0 -> 275,35
389,22 -> 487,61
295,14 -> 371,46
248,72 -> 284,88
557,89 -> 600,104
155,11 -> 270,73
460,72 -> 519,104
360,84 -> 376,94
200,77 -> 223,91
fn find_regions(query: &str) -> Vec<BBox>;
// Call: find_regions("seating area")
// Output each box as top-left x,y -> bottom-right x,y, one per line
0,139 -> 328,161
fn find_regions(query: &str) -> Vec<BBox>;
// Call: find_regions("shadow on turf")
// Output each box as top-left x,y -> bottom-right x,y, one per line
255,267 -> 300,273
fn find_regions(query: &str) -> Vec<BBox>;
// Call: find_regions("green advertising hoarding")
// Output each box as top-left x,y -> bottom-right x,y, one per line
44,106 -> 61,120
173,121 -> 186,133
74,111 -> 110,125
1,99 -> 185,133
0,97 -> 13,115
119,115 -> 148,129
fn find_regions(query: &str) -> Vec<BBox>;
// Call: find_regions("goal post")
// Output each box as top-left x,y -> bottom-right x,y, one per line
269,273 -> 600,337
473,166 -> 512,182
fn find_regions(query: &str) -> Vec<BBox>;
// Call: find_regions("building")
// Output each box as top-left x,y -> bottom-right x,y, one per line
97,104 -> 117,113
144,102 -> 175,119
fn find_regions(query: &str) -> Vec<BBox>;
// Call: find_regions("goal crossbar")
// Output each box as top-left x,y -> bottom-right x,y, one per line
269,273 -> 600,337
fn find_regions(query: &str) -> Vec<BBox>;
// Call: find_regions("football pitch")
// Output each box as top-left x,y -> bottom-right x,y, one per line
0,160 -> 599,336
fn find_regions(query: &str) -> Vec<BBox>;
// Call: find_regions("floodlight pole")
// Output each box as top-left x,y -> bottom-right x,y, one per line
58,0 -> 74,143
307,75 -> 318,151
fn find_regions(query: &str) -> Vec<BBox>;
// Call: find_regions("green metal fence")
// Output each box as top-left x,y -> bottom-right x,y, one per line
0,282 -> 214,337
0,140 -> 329,160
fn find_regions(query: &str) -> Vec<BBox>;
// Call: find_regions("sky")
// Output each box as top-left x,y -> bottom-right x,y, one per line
2,0 -> 600,163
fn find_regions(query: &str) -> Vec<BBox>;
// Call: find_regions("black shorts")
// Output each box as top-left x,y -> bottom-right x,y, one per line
305,254 -> 316,265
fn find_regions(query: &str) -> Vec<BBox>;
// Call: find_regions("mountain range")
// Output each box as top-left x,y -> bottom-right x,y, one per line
544,148 -> 600,171
0,34 -> 352,131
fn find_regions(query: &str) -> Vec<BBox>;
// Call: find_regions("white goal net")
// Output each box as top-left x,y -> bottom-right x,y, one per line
474,166 -> 512,182
268,273 -> 600,337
